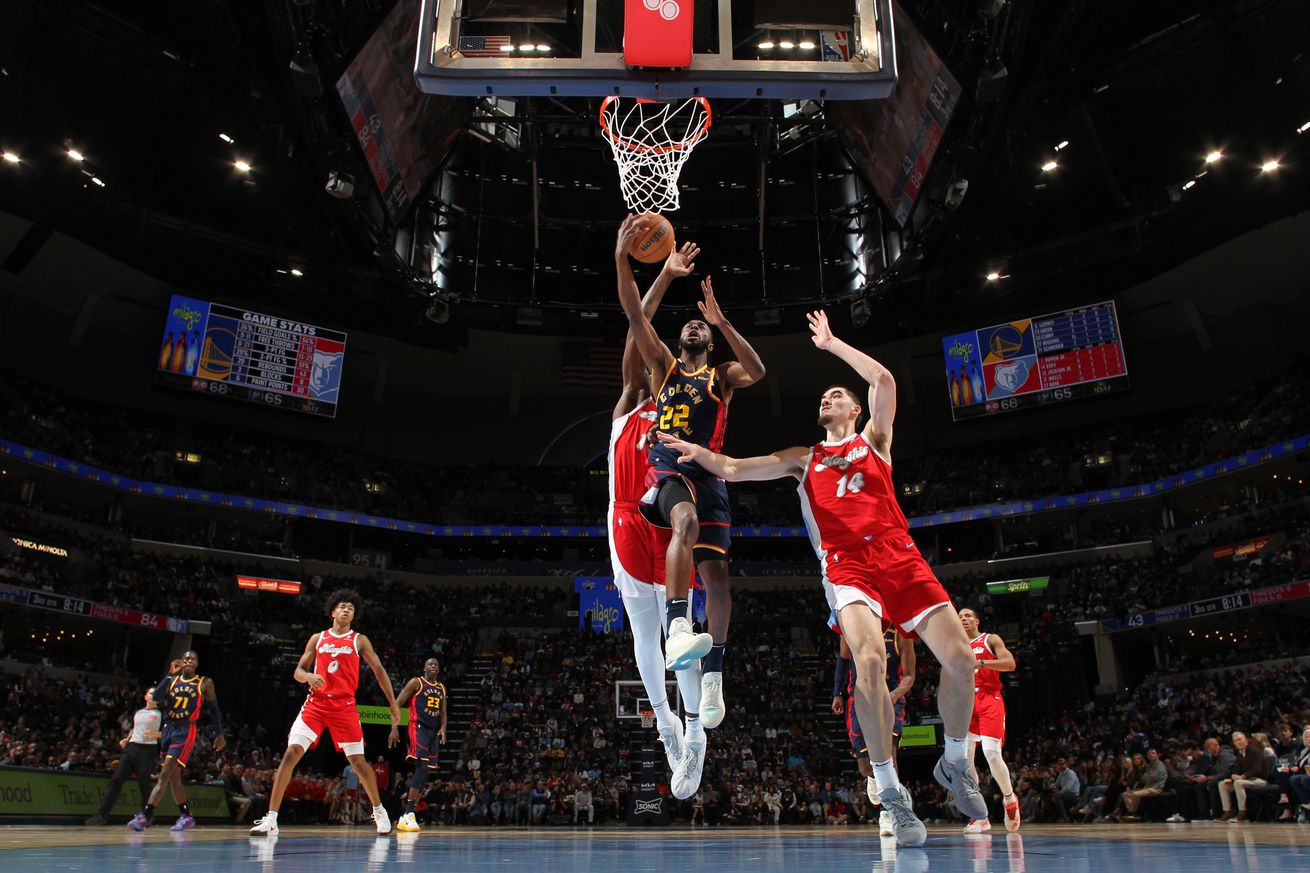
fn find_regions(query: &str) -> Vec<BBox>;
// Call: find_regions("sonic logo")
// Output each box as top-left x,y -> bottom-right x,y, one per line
634,798 -> 663,814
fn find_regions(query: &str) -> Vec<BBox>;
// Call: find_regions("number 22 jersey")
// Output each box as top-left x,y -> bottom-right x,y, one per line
797,432 -> 908,554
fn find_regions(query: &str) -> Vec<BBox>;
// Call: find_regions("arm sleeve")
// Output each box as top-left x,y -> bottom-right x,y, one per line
151,676 -> 172,704
207,696 -> 224,736
832,657 -> 851,698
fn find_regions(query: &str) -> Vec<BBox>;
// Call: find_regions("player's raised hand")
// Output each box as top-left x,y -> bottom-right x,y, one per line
169,658 -> 185,675
616,214 -> 643,259
306,673 -> 326,691
807,310 -> 836,350
697,276 -> 725,325
657,431 -> 705,465
663,241 -> 700,278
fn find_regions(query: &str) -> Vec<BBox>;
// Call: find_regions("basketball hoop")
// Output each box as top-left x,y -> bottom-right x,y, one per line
599,96 -> 712,214
639,708 -> 656,730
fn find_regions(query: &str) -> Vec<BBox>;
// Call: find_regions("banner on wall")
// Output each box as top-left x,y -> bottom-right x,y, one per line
575,577 -> 625,633
0,767 -> 227,819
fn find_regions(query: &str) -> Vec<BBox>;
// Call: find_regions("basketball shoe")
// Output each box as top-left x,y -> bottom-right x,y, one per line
658,718 -> 686,772
249,812 -> 280,835
700,672 -> 725,729
170,814 -> 196,832
672,732 -> 707,799
372,804 -> 392,835
396,812 -> 421,833
933,755 -> 989,820
879,809 -> 894,836
126,812 -> 149,831
866,776 -> 878,806
964,818 -> 992,834
1004,795 -> 1021,832
665,618 -> 713,671
878,783 -> 926,848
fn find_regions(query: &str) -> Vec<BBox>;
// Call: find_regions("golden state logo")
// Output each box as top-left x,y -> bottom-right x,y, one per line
980,319 -> 1034,365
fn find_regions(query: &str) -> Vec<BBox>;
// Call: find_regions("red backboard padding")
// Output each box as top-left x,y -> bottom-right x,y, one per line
624,0 -> 694,68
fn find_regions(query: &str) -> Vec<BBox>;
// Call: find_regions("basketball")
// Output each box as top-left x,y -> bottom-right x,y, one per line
629,213 -> 675,264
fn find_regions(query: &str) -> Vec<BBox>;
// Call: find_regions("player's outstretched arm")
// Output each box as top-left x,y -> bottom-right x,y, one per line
983,634 -> 1017,672
807,309 -> 896,456
293,633 -> 325,690
616,240 -> 700,416
201,676 -> 226,750
616,215 -> 676,379
890,636 -> 916,702
657,432 -> 807,482
357,633 -> 401,723
698,276 -> 766,388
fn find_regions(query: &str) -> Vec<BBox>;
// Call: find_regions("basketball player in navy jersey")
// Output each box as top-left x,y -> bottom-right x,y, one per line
659,310 -> 985,846
127,651 -> 225,831
611,223 -> 708,796
389,658 -> 448,832
616,213 -> 767,729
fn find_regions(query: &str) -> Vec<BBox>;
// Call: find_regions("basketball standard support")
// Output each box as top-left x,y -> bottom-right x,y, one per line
414,0 -> 897,100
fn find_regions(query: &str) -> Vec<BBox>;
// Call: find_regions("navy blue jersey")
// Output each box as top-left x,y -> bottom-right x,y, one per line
884,627 -> 902,686
648,362 -> 728,475
409,678 -> 447,728
154,674 -> 205,724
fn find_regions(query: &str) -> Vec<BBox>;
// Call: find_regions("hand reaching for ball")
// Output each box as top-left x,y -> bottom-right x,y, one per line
663,241 -> 699,278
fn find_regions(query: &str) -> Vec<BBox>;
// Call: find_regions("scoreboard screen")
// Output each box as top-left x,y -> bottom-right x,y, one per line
156,294 -> 347,419
941,300 -> 1129,421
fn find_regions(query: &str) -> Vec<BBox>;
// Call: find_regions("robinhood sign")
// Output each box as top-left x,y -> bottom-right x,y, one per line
0,767 -> 227,819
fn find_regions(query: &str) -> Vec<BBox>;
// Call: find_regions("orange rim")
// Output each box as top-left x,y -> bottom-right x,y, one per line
599,96 -> 713,156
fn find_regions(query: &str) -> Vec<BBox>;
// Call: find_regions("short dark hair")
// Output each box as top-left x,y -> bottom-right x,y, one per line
325,588 -> 364,620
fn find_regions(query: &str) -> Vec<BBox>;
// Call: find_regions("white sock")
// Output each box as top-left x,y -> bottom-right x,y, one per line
374,804 -> 384,813
944,734 -> 968,764
685,715 -> 702,733
872,757 -> 900,795
650,697 -> 676,728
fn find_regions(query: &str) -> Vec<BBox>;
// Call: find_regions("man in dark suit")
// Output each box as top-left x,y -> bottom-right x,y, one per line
1176,737 -> 1234,821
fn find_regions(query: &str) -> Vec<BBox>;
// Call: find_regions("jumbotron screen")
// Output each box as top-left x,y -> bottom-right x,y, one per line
941,300 -> 1129,421
155,294 -> 347,419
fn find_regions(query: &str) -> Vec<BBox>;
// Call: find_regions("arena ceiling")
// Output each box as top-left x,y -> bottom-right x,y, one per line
1,0 -> 1307,347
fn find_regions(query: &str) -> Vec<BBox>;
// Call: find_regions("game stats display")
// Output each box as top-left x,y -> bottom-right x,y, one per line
941,300 -> 1129,421
156,294 -> 347,419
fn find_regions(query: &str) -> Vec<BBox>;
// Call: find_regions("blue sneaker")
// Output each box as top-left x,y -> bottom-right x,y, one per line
126,812 -> 149,831
170,814 -> 196,831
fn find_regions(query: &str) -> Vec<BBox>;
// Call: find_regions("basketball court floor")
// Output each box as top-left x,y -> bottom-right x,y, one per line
1,824 -> 1303,872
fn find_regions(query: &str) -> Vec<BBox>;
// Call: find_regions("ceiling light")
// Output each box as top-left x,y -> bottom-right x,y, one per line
1298,121 -> 1310,134
289,268 -> 304,277
1041,160 -> 1058,172
758,41 -> 775,49
1205,150 -> 1222,164
1261,160 -> 1280,172
535,44 -> 549,52
779,41 -> 795,49
67,148 -> 84,162
2,152 -> 19,164
798,41 -> 816,50
91,177 -> 105,187
518,44 -> 534,52
499,44 -> 514,52
1182,179 -> 1196,190
1054,140 -> 1069,151
234,159 -> 252,173
985,271 -> 1001,281
219,132 -> 234,143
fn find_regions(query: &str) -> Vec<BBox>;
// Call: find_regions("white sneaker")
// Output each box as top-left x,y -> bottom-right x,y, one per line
867,776 -> 879,806
1165,813 -> 1186,823
700,671 -> 725,729
373,804 -> 392,835
664,618 -> 713,671
879,809 -> 894,836
879,783 -> 926,848
396,811 -> 421,832
672,732 -> 707,800
964,817 -> 992,834
249,812 -> 279,836
934,755 -> 989,821
657,719 -> 686,773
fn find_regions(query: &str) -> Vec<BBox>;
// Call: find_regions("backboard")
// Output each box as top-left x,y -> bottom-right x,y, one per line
615,679 -> 681,721
415,0 -> 896,100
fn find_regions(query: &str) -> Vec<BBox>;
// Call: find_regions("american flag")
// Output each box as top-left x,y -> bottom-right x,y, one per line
458,35 -> 512,57
561,342 -> 624,390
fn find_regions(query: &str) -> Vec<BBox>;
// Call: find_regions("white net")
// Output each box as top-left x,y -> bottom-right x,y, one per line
599,97 -> 712,214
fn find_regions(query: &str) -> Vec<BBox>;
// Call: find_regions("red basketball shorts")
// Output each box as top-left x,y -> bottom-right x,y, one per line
822,535 -> 953,635
969,691 -> 1006,744
610,503 -> 671,598
289,695 -> 364,754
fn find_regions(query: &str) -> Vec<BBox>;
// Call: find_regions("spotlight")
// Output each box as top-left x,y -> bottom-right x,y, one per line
1054,140 -> 1069,151
1261,160 -> 1280,172
499,44 -> 515,52
1299,121 -> 1310,134
758,41 -> 775,49
1182,179 -> 1196,190
2,152 -> 19,164
850,297 -> 870,328
985,271 -> 1000,281
219,132 -> 235,143
779,41 -> 795,49
91,177 -> 105,187
234,159 -> 252,173
535,44 -> 549,52
1041,160 -> 1058,172
944,178 -> 969,209
289,268 -> 304,277
798,41 -> 816,50
325,169 -> 355,198
67,148 -> 84,162
518,44 -> 534,52
1205,150 -> 1222,164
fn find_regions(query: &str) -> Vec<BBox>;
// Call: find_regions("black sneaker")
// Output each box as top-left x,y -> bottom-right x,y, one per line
84,814 -> 109,826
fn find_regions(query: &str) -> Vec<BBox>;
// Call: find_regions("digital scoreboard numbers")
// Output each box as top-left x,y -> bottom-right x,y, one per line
156,294 -> 346,419
941,301 -> 1129,421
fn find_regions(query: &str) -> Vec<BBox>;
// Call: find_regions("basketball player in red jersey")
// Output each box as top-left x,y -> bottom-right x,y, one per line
958,608 -> 1020,832
611,222 -> 707,798
616,214 -> 767,730
250,589 -> 400,835
659,310 -> 986,846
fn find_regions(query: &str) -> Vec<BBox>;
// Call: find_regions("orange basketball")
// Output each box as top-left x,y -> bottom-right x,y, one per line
629,213 -> 675,264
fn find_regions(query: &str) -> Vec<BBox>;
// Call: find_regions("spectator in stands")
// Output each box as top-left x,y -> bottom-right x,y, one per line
1289,726 -> 1310,822
1050,757 -> 1081,822
1115,748 -> 1167,820
530,780 -> 550,824
1218,731 -> 1272,821
1173,738 -> 1233,822
574,784 -> 594,824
